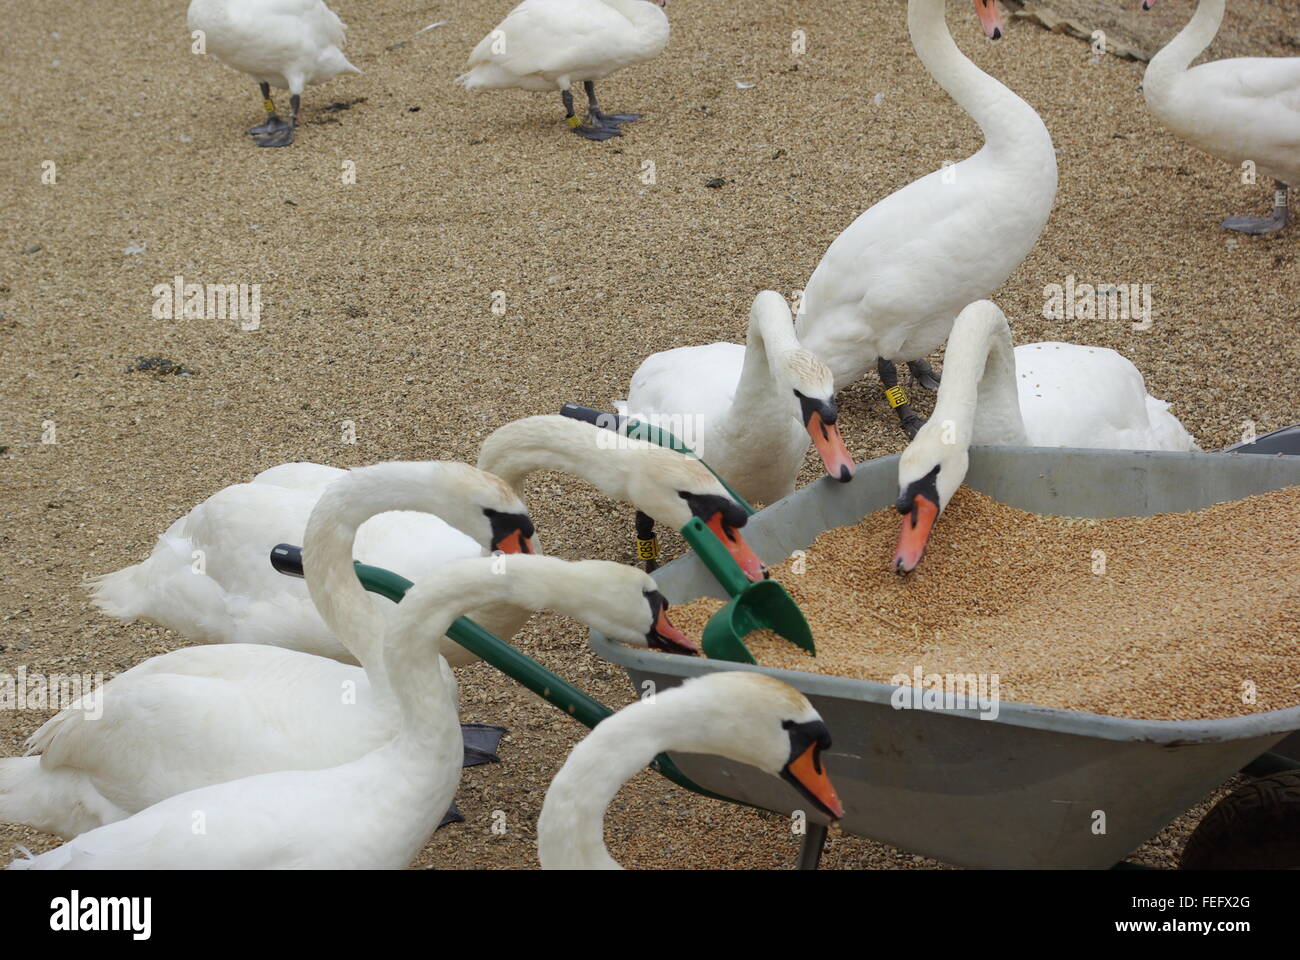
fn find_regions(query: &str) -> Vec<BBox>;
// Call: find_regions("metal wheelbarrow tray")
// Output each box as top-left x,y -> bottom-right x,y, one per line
587,448 -> 1300,869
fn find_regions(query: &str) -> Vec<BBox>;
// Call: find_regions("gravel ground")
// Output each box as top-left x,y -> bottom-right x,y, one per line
1,0 -> 1297,869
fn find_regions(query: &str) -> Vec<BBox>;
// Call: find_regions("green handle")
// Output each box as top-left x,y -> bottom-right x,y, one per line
349,561 -> 736,803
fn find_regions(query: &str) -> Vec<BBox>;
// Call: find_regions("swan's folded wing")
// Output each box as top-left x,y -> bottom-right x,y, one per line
468,0 -> 641,76
628,342 -> 745,430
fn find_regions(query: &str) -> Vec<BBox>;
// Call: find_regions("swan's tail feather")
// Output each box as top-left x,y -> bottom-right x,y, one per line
83,562 -> 152,621
0,757 -> 120,840
1145,396 -> 1201,452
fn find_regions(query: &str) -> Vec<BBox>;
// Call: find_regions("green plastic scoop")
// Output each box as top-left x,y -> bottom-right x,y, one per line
678,518 -> 815,664
559,403 -> 815,664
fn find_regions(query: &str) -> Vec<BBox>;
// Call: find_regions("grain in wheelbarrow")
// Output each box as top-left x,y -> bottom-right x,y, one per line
671,487 -> 1300,722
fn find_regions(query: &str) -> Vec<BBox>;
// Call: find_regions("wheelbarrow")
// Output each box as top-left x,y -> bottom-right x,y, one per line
585,447 -> 1300,869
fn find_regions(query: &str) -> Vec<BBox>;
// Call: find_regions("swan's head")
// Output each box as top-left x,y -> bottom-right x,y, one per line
452,465 -> 536,556
667,672 -> 844,820
540,558 -> 699,656
752,291 -> 855,483
1140,0 -> 1158,9
973,0 -> 1004,40
629,448 -> 768,582
893,426 -> 969,574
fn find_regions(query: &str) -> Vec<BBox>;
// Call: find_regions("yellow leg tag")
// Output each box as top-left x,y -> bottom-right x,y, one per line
566,114 -> 582,129
636,537 -> 660,561
885,385 -> 910,409
263,98 -> 276,114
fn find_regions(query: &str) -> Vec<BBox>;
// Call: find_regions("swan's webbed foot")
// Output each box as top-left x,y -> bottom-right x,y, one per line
562,89 -> 620,140
1222,183 -> 1290,235
583,81 -> 641,126
1222,211 -> 1289,235
908,359 -> 942,391
438,801 -> 464,829
569,116 -> 621,140
591,109 -> 643,126
461,722 -> 506,766
250,91 -> 299,148
251,117 -> 294,147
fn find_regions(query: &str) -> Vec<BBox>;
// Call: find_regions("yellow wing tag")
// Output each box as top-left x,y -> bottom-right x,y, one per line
885,385 -> 910,409
636,537 -> 660,561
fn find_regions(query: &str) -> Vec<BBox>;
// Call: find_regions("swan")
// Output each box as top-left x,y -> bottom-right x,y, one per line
893,300 -> 1200,572
9,555 -> 689,869
86,461 -> 534,663
476,414 -> 766,588
187,0 -> 360,147
1141,0 -> 1299,234
625,291 -> 857,507
0,462 -> 551,839
795,0 -> 1057,436
456,0 -> 670,141
538,671 -> 844,869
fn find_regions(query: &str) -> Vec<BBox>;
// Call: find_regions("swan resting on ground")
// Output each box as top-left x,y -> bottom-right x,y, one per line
538,671 -> 844,869
456,0 -> 670,142
893,300 -> 1199,572
9,555 -> 692,869
187,0 -> 360,147
1141,0 -> 1300,234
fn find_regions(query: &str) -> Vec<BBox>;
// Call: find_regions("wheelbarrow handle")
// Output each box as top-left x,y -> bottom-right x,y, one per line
267,547 -> 735,803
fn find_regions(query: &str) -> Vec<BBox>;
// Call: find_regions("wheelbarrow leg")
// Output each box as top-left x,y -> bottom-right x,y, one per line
797,822 -> 828,870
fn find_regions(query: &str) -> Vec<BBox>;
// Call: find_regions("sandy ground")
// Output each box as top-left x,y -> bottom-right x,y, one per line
1,0 -> 1297,869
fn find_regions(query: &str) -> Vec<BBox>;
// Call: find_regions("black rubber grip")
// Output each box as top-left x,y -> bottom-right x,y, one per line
559,403 -> 625,432
270,543 -> 305,578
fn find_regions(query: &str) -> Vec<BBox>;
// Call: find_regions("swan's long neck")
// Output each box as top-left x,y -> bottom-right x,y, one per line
719,302 -> 803,441
909,0 -> 1048,166
477,418 -> 627,538
302,463 -> 489,673
1144,0 -> 1224,106
382,561 -> 514,746
538,696 -> 690,869
929,305 -> 1027,447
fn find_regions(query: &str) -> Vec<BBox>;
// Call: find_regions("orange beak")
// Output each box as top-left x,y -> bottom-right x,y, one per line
494,529 -> 534,555
972,0 -> 1004,39
784,742 -> 844,820
650,607 -> 700,655
893,494 -> 939,574
807,411 -> 855,483
706,512 -> 766,582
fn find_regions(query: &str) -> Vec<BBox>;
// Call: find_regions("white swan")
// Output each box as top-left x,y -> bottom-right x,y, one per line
187,0 -> 360,147
893,300 -> 1200,571
1,462 -> 551,839
476,414 -> 766,585
9,555 -> 686,869
1142,0 -> 1299,234
795,0 -> 1057,435
538,671 -> 844,869
86,461 -> 534,663
626,291 -> 857,506
456,0 -> 670,141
